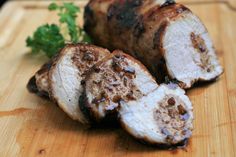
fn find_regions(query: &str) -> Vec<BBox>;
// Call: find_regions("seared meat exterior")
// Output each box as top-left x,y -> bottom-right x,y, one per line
81,50 -> 158,122
48,44 -> 110,123
84,0 -> 223,88
81,50 -> 193,146
27,59 -> 54,98
34,61 -> 52,94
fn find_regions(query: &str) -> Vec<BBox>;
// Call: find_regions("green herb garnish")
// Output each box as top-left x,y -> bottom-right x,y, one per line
26,2 -> 92,58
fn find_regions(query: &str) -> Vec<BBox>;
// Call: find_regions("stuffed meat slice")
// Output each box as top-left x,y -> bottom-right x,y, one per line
49,44 -> 110,123
119,84 -> 193,146
161,11 -> 223,88
81,50 -> 158,122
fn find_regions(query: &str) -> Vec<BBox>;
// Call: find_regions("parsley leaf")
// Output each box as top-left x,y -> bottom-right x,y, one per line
26,24 -> 65,58
49,2 -> 80,43
26,2 -> 92,58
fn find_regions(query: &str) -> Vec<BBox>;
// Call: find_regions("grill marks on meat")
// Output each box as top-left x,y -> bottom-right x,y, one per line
107,0 -> 143,28
84,0 -> 223,89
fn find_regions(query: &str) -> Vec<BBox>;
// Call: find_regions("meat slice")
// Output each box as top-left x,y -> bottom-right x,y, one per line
119,84 -> 193,146
84,0 -> 223,88
49,44 -> 110,123
81,50 -> 158,122
161,12 -> 223,88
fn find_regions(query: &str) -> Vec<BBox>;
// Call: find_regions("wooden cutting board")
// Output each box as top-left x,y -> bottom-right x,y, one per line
0,0 -> 236,157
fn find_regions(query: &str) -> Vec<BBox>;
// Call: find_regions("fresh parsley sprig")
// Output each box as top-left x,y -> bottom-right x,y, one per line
26,2 -> 92,58
26,24 -> 65,58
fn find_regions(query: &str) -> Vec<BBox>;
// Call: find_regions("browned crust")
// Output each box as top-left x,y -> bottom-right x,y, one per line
150,21 -> 171,83
36,60 -> 52,75
79,87 -> 95,123
26,76 -> 49,99
142,3 -> 190,22
27,55 -> 58,98
153,21 -> 168,51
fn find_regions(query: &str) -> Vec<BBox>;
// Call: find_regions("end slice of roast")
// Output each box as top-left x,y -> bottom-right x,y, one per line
82,50 -> 158,122
162,11 -> 223,88
119,84 -> 193,146
49,44 -> 110,124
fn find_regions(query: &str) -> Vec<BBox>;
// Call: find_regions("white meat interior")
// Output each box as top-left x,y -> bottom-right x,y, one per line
50,47 -> 87,123
119,84 -> 193,145
163,12 -> 223,88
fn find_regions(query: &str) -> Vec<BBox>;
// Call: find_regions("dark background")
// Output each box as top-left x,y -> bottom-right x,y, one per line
1,0 -> 7,8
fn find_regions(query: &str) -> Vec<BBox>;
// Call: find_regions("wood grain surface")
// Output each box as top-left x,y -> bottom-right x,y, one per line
0,0 -> 236,157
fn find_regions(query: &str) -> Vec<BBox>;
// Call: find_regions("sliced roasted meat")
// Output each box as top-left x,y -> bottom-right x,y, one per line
84,0 -> 223,88
119,84 -> 193,146
49,44 -> 110,123
81,50 -> 158,122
